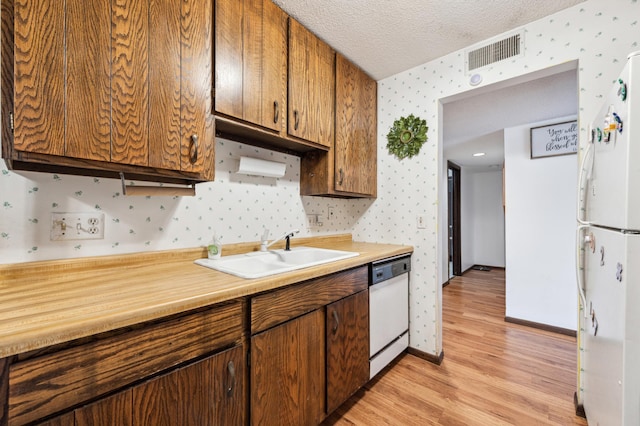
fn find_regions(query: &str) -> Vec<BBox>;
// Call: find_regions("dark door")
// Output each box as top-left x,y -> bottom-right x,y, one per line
447,162 -> 462,279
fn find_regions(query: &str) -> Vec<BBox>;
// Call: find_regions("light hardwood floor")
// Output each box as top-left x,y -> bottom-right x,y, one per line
323,268 -> 588,425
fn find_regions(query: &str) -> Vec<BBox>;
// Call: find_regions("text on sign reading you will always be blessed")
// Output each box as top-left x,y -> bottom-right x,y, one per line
546,122 -> 578,152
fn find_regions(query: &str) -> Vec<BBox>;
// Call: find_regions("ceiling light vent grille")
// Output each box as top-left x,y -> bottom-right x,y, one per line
465,31 -> 524,72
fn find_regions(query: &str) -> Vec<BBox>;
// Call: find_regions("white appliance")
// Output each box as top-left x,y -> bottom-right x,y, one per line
369,255 -> 410,379
578,51 -> 640,425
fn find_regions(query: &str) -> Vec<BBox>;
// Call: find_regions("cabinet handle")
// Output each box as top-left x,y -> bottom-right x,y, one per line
331,309 -> 339,334
226,360 -> 235,397
273,100 -> 279,124
338,168 -> 344,186
189,134 -> 199,164
293,110 -> 299,131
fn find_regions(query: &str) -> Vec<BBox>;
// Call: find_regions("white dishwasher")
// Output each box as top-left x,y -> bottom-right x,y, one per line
369,255 -> 410,379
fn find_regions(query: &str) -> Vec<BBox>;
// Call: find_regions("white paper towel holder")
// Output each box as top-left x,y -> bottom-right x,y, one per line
235,156 -> 286,178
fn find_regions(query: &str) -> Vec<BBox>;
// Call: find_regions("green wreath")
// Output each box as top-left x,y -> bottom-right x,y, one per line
386,114 -> 428,159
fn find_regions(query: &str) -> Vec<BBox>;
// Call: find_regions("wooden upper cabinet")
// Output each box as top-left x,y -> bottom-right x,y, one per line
13,0 -> 67,158
288,18 -> 335,148
333,53 -> 377,196
300,53 -> 377,198
215,0 -> 287,132
9,0 -> 214,182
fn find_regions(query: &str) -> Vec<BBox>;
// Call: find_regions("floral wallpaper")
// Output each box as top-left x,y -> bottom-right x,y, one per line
0,138 -> 366,262
1,0 -> 638,381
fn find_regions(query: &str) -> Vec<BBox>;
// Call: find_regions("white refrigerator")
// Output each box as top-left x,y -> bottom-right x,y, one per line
578,51 -> 640,425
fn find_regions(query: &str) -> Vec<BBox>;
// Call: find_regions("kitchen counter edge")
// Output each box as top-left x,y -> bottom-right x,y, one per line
0,235 -> 413,358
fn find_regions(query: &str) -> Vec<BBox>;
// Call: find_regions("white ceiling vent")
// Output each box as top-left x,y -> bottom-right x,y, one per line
465,31 -> 524,73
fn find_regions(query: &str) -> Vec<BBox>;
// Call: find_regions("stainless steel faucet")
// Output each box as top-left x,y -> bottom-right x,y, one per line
260,229 -> 300,252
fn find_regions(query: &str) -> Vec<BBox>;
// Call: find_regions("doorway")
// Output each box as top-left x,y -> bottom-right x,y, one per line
447,161 -> 462,280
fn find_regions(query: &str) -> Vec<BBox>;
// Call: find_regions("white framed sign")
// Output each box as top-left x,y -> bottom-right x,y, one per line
530,120 -> 578,159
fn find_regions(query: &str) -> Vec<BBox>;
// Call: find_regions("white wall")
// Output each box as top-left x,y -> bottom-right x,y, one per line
459,168 -> 475,272
458,168 -> 505,271
471,170 -> 505,268
504,116 -> 577,330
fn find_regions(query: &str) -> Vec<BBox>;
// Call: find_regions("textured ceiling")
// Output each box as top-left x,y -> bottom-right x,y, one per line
273,0 -> 586,80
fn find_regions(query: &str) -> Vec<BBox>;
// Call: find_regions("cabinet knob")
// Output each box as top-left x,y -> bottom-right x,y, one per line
273,101 -> 279,124
338,168 -> 344,186
293,110 -> 299,131
189,134 -> 199,164
226,360 -> 236,397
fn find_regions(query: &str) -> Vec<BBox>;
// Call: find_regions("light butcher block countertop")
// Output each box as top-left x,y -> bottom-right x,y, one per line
0,234 -> 412,358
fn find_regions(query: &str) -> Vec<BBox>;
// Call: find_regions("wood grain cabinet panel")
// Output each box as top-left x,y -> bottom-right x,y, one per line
34,413 -> 75,426
215,0 -> 286,132
13,0 -> 65,157
133,347 -> 245,426
75,390 -> 133,426
37,346 -> 244,426
301,53 -> 377,197
6,0 -> 214,183
249,267 -> 370,425
251,266 -> 368,334
326,289 -> 369,414
250,309 -> 325,426
8,302 -> 242,425
288,18 -> 335,148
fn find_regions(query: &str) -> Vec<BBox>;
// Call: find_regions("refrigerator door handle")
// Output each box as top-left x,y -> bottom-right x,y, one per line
577,136 -> 595,225
576,225 -> 590,317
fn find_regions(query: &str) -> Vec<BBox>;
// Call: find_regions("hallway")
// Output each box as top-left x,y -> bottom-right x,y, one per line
324,269 -> 587,425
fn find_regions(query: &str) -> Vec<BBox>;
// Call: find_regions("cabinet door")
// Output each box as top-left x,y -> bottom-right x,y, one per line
326,289 -> 369,414
251,309 -> 325,426
211,345 -> 245,426
12,0 -> 89,158
148,0 -> 182,171
334,53 -> 377,196
216,0 -> 286,132
178,0 -> 215,179
244,0 -> 287,132
12,0 -> 214,180
133,346 -> 244,426
288,18 -> 334,147
215,0 -> 244,119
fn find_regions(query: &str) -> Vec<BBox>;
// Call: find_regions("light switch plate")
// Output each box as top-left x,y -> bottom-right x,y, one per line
51,212 -> 105,241
417,215 -> 427,229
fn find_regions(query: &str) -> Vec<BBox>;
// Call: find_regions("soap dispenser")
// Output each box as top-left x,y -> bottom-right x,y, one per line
207,235 -> 222,260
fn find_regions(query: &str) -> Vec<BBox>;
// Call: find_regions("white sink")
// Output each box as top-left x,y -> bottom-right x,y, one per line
194,246 -> 359,279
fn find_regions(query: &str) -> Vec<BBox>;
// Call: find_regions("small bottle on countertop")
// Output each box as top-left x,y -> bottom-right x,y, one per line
207,235 -> 222,260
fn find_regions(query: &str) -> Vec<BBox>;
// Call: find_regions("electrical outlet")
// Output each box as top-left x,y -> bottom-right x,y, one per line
307,213 -> 323,229
51,212 -> 105,241
417,215 -> 427,229
328,206 -> 335,220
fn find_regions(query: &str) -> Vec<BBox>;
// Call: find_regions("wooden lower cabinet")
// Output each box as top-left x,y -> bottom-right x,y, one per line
249,267 -> 371,426
37,346 -> 244,426
132,345 -> 244,425
250,309 -> 325,426
326,289 -> 369,414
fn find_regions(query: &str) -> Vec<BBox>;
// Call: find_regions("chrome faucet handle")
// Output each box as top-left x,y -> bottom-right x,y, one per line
260,229 -> 270,252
